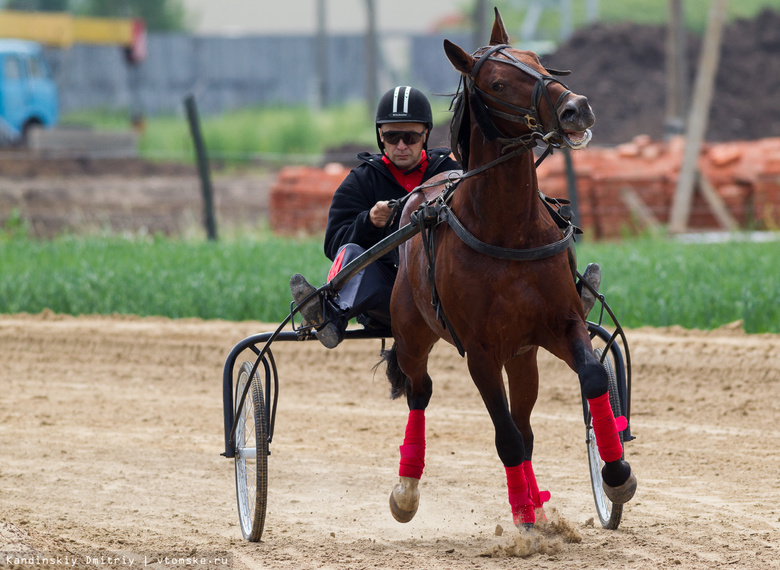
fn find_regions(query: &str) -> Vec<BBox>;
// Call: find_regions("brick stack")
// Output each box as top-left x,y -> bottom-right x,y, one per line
269,138 -> 780,238
269,163 -> 348,235
537,136 -> 780,238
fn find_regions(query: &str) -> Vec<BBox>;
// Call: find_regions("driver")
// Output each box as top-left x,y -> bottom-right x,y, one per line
290,86 -> 460,348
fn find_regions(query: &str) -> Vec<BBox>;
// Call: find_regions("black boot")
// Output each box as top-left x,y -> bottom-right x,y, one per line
580,263 -> 601,318
290,274 -> 346,349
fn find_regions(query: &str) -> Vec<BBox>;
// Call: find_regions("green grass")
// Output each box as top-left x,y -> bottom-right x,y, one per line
598,0 -> 780,30
62,103 -> 385,164
0,233 -> 331,323
577,235 -> 780,333
138,103 -> 379,162
62,100 -> 455,164
60,103 -> 407,163
495,0 -> 780,36
1,232 -> 778,332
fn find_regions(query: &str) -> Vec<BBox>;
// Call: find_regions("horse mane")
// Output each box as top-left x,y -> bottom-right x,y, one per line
449,82 -> 471,168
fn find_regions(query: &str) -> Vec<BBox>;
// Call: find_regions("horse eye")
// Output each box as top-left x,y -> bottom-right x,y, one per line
491,82 -> 504,92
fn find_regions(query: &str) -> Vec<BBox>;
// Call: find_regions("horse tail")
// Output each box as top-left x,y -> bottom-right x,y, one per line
378,343 -> 408,400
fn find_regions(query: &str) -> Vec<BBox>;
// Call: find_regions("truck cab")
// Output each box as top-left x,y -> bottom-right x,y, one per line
0,39 -> 58,144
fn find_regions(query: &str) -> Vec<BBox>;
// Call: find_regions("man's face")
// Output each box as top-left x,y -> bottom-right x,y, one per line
380,122 -> 427,171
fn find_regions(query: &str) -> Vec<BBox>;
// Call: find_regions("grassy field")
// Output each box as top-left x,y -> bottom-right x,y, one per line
498,0 -> 780,34
1,232 -> 777,333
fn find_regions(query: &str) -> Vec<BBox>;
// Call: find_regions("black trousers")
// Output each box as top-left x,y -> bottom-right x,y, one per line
330,244 -> 395,327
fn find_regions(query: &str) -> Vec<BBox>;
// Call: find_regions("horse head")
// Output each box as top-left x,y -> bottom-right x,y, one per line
445,8 -> 594,168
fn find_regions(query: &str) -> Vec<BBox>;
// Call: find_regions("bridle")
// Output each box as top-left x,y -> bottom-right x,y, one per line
451,43 -> 573,167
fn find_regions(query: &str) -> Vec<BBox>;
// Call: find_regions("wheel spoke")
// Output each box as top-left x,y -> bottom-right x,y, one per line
234,361 -> 269,542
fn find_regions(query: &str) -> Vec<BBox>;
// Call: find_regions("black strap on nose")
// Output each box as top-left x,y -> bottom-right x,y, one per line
467,44 -> 569,144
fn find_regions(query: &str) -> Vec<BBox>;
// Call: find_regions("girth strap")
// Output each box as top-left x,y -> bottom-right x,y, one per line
440,206 -> 577,261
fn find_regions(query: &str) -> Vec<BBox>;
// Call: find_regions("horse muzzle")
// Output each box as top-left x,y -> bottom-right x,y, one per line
558,94 -> 595,150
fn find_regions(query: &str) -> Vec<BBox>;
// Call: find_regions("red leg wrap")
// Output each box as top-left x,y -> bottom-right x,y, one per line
398,409 -> 425,479
505,464 -> 535,526
588,393 -> 628,463
522,461 -> 551,519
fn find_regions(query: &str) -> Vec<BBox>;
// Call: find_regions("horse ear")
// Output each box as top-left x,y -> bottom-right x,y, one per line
489,7 -> 511,45
444,39 -> 474,76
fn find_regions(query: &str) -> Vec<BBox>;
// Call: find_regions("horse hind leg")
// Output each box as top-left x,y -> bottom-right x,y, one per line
389,407 -> 425,523
572,337 -> 637,504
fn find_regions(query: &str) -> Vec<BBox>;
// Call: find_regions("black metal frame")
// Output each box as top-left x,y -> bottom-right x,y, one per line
577,274 -> 634,443
221,317 -> 391,458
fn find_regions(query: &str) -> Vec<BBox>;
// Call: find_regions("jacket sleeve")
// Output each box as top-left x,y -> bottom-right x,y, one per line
323,169 -> 387,261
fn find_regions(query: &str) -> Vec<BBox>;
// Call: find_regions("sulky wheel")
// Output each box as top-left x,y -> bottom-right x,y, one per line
234,361 -> 269,541
586,347 -> 624,529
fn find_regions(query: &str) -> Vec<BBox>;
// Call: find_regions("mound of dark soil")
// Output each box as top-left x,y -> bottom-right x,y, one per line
541,8 -> 780,145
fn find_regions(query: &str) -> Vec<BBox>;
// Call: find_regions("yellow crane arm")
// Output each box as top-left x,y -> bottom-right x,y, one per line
0,10 -> 138,48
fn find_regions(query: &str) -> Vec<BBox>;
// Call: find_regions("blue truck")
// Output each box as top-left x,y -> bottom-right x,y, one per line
0,39 -> 58,144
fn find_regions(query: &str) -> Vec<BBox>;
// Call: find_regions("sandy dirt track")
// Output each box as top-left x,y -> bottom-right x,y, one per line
1,313 -> 779,569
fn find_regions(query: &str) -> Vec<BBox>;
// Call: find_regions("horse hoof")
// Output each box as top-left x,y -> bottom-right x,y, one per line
389,477 -> 420,523
515,522 -> 534,533
603,471 -> 637,504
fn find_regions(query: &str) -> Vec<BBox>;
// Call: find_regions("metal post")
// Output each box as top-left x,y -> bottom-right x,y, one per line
563,147 -> 581,229
184,94 -> 218,241
665,0 -> 688,136
316,0 -> 328,108
364,0 -> 379,117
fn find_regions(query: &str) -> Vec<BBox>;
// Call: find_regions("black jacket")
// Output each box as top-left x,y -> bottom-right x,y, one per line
324,147 -> 460,272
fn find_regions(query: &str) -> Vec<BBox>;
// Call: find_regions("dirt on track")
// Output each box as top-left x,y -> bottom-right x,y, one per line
1,313 -> 779,569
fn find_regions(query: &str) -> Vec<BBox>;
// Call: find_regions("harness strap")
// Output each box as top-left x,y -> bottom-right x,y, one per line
410,194 -> 467,357
539,189 -> 583,233
440,205 -> 576,261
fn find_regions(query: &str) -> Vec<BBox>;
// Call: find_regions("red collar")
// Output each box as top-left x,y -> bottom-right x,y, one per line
382,151 -> 428,192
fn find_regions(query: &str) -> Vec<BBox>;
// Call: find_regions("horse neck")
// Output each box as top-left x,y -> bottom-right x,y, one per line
457,142 -> 543,239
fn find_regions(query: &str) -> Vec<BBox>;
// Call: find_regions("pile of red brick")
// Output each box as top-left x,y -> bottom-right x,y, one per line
537,136 -> 780,238
269,163 -> 349,235
269,137 -> 780,238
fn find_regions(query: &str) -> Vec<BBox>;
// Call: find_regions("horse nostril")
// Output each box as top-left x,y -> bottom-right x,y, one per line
559,96 -> 593,129
560,107 -> 576,124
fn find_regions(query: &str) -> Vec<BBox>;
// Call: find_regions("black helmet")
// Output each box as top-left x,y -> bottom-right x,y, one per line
375,86 -> 433,151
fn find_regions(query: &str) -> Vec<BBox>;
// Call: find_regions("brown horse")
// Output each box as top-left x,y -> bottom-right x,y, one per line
384,9 -> 636,529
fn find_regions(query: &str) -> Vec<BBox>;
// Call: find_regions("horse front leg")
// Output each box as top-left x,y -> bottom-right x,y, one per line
571,334 -> 637,504
505,349 -> 551,522
467,351 -> 539,530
